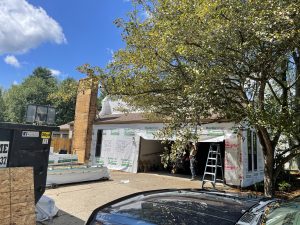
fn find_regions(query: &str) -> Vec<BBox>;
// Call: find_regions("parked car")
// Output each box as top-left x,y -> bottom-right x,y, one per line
85,189 -> 299,225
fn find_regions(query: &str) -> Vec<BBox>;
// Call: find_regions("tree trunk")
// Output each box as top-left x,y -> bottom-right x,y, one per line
264,153 -> 274,197
257,128 -> 275,197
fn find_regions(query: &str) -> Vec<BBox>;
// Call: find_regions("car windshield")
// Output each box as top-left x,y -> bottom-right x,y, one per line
90,190 -> 261,225
264,197 -> 300,225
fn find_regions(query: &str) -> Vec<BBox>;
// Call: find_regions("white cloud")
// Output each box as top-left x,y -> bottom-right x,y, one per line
13,80 -> 19,85
49,69 -> 61,76
0,0 -> 66,55
4,55 -> 21,68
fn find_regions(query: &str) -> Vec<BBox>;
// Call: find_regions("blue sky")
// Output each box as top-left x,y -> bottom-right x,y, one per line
0,0 -> 134,89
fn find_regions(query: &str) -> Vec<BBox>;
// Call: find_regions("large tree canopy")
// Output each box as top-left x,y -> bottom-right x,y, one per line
4,67 -> 78,125
48,78 -> 79,125
0,88 -> 5,122
84,0 -> 300,196
4,71 -> 57,123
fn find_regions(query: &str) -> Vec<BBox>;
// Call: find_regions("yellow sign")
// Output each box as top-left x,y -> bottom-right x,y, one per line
41,132 -> 51,139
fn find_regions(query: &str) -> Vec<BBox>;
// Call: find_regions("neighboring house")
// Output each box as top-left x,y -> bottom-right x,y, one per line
51,122 -> 74,153
88,97 -> 265,187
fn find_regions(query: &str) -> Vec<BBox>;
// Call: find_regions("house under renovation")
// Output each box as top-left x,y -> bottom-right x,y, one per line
72,78 -> 265,188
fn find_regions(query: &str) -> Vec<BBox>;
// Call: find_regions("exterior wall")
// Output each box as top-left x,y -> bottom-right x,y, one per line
200,122 -> 242,186
224,131 -> 242,186
72,78 -> 98,163
90,123 -> 163,173
90,122 -> 265,187
202,123 -> 264,187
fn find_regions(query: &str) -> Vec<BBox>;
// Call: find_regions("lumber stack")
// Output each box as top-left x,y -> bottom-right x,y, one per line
0,167 -> 36,225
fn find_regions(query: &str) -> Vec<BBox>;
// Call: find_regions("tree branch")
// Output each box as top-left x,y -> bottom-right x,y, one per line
267,81 -> 282,105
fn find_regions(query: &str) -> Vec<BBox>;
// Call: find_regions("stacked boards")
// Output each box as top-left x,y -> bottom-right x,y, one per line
0,167 -> 35,225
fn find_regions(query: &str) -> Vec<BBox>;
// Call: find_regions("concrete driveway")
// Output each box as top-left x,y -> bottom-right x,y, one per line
38,170 -> 231,225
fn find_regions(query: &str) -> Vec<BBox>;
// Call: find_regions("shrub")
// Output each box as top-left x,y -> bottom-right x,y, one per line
254,181 -> 264,192
278,180 -> 292,192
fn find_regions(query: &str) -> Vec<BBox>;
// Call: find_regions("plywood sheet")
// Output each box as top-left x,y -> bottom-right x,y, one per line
0,218 -> 10,225
0,206 -> 10,219
0,191 -> 10,206
11,201 -> 35,218
0,167 -> 36,225
10,167 -> 34,192
11,189 -> 34,204
13,214 -> 36,225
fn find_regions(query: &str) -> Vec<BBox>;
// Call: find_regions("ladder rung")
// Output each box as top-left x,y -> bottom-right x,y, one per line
204,172 -> 215,176
203,179 -> 213,182
208,158 -> 217,160
206,165 -> 222,167
209,151 -> 220,153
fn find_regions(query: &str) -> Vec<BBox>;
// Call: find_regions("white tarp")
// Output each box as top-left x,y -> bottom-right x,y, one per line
48,153 -> 78,165
47,166 -> 110,186
36,195 -> 59,222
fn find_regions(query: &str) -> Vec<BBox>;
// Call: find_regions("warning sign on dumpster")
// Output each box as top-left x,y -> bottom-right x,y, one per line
41,132 -> 51,139
0,141 -> 9,167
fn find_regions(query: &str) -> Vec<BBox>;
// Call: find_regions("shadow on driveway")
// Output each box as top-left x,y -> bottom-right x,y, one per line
36,210 -> 85,225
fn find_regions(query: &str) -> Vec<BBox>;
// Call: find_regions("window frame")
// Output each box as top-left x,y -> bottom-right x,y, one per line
247,129 -> 258,172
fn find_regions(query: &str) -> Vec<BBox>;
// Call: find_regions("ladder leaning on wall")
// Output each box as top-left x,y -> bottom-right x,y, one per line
201,143 -> 224,189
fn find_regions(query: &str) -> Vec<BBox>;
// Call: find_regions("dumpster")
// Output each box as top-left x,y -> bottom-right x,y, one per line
0,122 -> 59,203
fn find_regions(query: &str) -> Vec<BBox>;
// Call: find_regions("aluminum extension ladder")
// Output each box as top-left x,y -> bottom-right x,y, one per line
201,143 -> 224,189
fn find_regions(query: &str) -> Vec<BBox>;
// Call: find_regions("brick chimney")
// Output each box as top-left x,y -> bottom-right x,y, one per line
72,78 -> 98,163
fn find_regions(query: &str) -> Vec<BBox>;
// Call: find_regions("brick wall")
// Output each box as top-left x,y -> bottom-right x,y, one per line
72,78 -> 98,163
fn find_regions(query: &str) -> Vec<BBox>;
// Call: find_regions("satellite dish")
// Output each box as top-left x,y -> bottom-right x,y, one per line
25,104 -> 56,125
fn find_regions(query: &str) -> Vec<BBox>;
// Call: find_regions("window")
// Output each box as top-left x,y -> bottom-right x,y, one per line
95,130 -> 103,157
247,129 -> 258,172
52,133 -> 60,138
253,133 -> 258,170
247,130 -> 252,171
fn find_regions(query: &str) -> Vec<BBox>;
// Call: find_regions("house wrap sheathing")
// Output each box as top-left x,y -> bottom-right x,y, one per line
89,97 -> 264,187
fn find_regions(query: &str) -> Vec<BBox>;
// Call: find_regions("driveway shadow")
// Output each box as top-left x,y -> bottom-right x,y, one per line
36,210 -> 85,225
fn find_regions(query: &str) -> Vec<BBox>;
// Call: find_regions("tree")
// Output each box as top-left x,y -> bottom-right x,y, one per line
83,0 -> 300,196
3,67 -> 80,125
4,68 -> 58,123
0,88 -> 6,122
48,78 -> 78,125
32,67 -> 54,82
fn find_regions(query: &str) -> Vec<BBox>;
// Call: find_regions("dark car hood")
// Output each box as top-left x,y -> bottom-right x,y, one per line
87,189 -> 263,225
